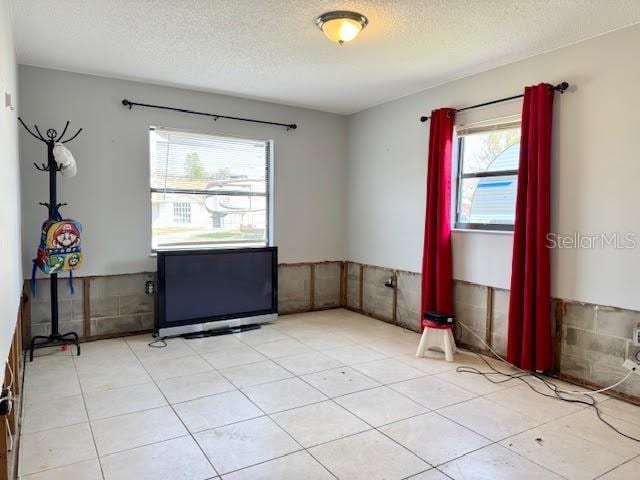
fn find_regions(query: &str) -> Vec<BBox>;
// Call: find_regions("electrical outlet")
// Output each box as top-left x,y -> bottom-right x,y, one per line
145,281 -> 155,295
633,326 -> 640,346
623,359 -> 640,376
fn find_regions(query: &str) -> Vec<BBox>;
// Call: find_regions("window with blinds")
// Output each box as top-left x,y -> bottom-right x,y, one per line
150,127 -> 272,250
454,118 -> 521,231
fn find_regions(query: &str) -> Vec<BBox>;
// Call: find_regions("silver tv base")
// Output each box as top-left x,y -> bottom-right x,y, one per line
158,313 -> 278,337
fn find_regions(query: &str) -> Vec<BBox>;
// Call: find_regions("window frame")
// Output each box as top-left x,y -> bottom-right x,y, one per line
149,126 -> 274,251
453,123 -> 520,232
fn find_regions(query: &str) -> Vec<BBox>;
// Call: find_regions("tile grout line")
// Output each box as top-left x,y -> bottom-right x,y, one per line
183,338 -> 340,478
399,467 -> 454,480
158,325 -> 589,477
21,375 -> 566,476
255,323 -> 607,477
231,329 -> 438,477
123,338 -> 222,479
207,325 -> 402,478
227,378 -> 339,479
221,328 -> 343,478
71,350 -> 107,480
21,314 -> 638,479
17,343 -> 550,477
594,454 -> 640,479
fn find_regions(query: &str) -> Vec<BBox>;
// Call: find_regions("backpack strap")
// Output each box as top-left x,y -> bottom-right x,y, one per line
68,270 -> 75,295
31,260 -> 38,296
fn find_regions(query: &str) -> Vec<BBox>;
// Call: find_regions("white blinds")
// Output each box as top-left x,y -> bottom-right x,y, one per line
150,128 -> 269,193
455,115 -> 521,137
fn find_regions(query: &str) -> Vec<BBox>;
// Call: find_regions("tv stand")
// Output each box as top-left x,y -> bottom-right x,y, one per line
181,323 -> 261,340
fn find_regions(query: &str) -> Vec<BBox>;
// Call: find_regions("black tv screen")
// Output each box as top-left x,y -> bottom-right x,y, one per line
157,247 -> 277,330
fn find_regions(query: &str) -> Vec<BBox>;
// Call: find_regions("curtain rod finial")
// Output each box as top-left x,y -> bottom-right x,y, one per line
420,116 -> 429,122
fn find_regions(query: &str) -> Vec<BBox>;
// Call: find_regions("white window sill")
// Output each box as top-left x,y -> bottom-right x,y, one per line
452,228 -> 514,235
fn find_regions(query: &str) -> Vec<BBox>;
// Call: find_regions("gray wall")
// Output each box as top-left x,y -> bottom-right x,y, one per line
19,66 -> 348,277
346,25 -> 640,312
0,0 -> 22,385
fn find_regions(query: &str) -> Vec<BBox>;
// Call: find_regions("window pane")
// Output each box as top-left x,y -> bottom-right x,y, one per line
152,192 -> 267,250
149,128 -> 271,251
458,175 -> 517,225
150,129 -> 267,191
461,128 -> 520,174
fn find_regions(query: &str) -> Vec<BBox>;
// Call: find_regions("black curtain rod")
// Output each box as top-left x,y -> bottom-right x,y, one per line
121,99 -> 297,131
419,82 -> 569,123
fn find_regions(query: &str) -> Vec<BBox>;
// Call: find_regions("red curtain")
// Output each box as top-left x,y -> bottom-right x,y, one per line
421,108 -> 456,325
507,83 -> 555,371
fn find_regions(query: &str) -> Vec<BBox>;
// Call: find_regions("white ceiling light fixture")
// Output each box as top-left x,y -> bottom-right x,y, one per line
316,11 -> 368,45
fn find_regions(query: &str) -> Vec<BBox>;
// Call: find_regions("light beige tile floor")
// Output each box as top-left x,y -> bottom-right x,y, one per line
18,309 -> 640,479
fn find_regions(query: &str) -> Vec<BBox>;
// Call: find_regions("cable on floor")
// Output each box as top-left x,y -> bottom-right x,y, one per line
148,336 -> 168,348
147,330 -> 191,348
454,321 -> 640,443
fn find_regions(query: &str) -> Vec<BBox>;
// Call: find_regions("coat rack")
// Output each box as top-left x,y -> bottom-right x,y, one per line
19,117 -> 83,361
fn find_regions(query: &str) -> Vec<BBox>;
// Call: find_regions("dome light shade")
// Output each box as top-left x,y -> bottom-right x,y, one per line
316,11 -> 368,45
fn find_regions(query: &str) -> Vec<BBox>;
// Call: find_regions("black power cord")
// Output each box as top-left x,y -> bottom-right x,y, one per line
147,323 -> 263,349
148,336 -> 168,348
457,353 -> 640,443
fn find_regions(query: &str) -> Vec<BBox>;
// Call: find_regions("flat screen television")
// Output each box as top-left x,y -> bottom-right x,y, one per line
156,247 -> 278,336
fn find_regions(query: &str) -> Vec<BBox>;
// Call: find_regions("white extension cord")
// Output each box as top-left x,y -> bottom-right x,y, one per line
455,320 -> 635,396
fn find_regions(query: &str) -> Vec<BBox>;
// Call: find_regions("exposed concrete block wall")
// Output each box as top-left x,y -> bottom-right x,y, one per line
362,265 -> 394,322
26,273 -> 155,339
313,262 -> 341,309
491,289 -> 509,357
395,271 -> 421,332
25,262 -> 344,338
24,260 -> 640,400
453,282 -> 488,350
89,273 -> 155,336
345,262 -> 361,310
559,302 -> 640,398
343,261 -> 640,401
28,278 -> 86,337
278,261 -> 342,313
278,264 -> 312,314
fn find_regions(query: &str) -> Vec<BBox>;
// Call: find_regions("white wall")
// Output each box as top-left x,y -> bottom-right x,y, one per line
18,25 -> 640,312
19,67 -> 347,276
347,25 -> 640,311
0,0 -> 21,380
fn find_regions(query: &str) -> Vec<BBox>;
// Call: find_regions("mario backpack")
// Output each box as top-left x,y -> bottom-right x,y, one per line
32,213 -> 83,294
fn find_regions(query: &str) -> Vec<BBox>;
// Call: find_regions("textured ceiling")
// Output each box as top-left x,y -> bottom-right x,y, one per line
10,0 -> 640,114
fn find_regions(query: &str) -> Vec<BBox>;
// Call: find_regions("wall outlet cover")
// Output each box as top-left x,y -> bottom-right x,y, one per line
5,92 -> 14,110
633,326 -> 640,346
